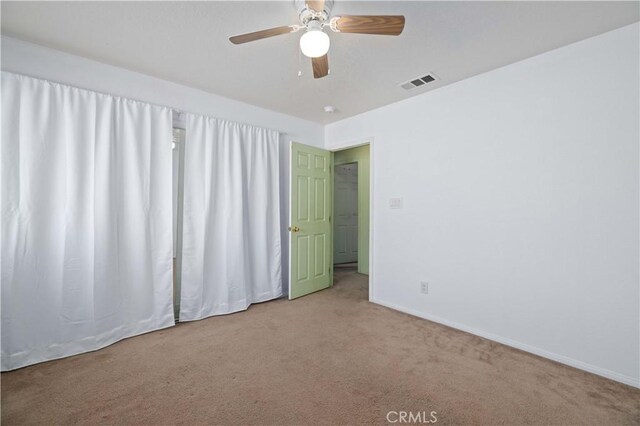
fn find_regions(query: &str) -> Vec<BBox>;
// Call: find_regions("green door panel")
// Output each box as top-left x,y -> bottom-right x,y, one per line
289,142 -> 333,299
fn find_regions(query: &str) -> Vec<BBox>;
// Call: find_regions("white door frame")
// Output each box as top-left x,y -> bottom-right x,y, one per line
327,137 -> 375,302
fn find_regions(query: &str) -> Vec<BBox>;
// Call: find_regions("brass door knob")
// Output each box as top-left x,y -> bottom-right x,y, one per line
288,226 -> 300,233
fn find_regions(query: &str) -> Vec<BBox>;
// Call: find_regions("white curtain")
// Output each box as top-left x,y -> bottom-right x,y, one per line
180,114 -> 281,321
1,73 -> 175,370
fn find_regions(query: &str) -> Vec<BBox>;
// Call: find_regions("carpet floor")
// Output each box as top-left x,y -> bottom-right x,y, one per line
2,268 -> 639,425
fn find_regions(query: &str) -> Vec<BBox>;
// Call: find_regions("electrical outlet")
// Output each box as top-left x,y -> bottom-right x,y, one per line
420,281 -> 429,294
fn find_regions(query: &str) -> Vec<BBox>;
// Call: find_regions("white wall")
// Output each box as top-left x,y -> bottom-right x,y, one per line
325,23 -> 639,387
1,36 -> 325,293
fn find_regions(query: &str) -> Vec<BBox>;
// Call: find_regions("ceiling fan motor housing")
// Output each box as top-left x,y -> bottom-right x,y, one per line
295,0 -> 334,25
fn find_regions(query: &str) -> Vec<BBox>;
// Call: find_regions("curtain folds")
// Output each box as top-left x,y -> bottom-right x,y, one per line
1,72 -> 175,370
179,114 -> 282,321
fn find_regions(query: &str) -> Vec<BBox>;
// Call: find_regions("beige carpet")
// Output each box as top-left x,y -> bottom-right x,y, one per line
2,268 -> 639,425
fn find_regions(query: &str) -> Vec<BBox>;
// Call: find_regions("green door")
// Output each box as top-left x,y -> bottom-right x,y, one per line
289,142 -> 333,299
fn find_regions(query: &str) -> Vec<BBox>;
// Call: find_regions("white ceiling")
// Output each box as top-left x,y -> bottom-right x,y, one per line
1,1 -> 638,124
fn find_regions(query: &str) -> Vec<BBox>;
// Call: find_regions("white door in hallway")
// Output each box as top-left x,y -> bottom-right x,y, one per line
334,163 -> 358,264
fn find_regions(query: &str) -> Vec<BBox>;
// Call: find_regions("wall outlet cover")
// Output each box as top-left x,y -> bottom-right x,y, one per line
390,198 -> 403,209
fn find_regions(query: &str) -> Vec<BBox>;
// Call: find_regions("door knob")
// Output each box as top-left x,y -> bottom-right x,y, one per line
288,226 -> 300,233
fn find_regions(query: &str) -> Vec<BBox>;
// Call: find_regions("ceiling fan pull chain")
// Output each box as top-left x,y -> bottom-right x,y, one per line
297,42 -> 303,77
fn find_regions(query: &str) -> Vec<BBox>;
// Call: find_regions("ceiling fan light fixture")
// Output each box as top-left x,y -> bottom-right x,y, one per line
299,29 -> 330,58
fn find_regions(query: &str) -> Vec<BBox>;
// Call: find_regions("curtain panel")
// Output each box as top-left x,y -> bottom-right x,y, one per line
1,73 -> 175,370
180,114 -> 282,321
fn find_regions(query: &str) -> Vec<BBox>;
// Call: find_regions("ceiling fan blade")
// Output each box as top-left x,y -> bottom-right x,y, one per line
229,25 -> 296,44
333,15 -> 405,36
312,54 -> 329,79
306,0 -> 325,13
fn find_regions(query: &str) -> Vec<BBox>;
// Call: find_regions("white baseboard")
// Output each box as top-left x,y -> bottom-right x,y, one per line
370,298 -> 640,389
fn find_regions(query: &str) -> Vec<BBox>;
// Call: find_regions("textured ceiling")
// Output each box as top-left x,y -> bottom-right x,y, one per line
1,1 -> 638,124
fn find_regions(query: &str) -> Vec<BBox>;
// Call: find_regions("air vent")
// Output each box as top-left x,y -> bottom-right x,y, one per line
400,73 -> 438,90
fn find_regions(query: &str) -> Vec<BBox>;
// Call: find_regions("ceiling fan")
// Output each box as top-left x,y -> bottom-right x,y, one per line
229,0 -> 405,79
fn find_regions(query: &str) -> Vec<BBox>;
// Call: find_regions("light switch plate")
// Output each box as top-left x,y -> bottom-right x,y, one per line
389,198 -> 403,209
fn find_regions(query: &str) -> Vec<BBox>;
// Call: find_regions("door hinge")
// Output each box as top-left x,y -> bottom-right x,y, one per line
329,215 -> 331,223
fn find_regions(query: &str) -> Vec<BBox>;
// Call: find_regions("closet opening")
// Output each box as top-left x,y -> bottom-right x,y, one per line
172,127 -> 186,321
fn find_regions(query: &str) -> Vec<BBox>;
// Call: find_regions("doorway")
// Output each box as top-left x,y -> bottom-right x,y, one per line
288,141 -> 371,300
332,144 -> 370,293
